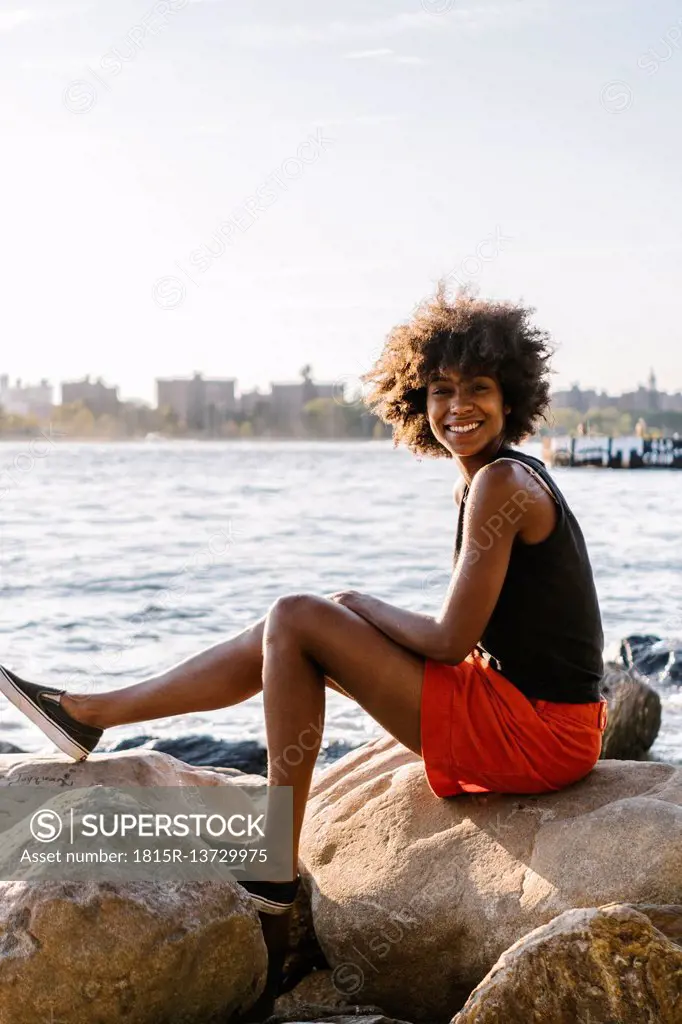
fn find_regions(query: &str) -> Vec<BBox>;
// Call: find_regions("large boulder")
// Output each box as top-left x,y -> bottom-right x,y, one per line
452,903 -> 682,1023
600,661 -> 661,759
0,879 -> 267,1024
0,751 -> 269,1024
299,734 -> 682,1022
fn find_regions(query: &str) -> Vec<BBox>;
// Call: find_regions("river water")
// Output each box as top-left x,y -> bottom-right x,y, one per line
1,439 -> 680,762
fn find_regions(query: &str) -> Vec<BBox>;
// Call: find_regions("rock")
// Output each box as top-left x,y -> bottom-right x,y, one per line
451,903 -> 682,1023
621,633 -> 682,685
275,969 -> 354,1016
0,747 -> 241,788
266,1014 -> 409,1024
282,875 -> 328,992
319,740 -> 359,765
108,735 -> 358,775
109,734 -> 269,774
600,661 -> 661,759
0,880 -> 267,1024
0,750 -> 268,1023
0,741 -> 24,754
298,734 -> 682,1022
627,902 -> 682,945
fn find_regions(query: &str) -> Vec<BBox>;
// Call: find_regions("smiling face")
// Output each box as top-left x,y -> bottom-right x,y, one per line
426,366 -> 511,463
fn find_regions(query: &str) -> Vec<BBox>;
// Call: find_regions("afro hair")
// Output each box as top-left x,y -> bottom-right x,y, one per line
361,283 -> 554,457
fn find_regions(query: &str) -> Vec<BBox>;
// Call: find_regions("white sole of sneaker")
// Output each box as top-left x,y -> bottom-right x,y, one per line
245,894 -> 293,916
0,667 -> 90,761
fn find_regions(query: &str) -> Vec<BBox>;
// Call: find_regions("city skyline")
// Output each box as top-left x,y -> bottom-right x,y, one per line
3,365 -> 682,410
1,2 -> 682,402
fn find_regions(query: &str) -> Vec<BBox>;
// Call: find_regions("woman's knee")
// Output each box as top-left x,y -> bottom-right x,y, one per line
266,593 -> 323,633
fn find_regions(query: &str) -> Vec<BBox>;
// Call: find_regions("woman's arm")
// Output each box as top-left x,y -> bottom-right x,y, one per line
330,461 -> 531,663
328,592 -> 446,660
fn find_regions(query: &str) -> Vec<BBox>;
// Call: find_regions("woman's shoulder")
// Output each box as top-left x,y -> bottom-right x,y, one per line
472,453 -> 539,496
467,459 -> 543,519
478,450 -> 567,545
492,448 -> 566,506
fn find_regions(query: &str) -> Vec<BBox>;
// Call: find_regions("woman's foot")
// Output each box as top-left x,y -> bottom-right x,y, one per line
0,666 -> 103,761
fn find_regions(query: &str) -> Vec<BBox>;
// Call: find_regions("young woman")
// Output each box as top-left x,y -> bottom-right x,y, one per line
0,286 -> 607,915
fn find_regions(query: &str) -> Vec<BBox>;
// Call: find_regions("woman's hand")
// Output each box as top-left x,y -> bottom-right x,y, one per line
325,590 -> 366,612
325,590 -> 446,659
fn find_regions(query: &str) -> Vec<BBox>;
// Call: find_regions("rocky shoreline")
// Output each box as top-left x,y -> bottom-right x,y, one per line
0,638 -> 679,1022
1,739 -> 680,1023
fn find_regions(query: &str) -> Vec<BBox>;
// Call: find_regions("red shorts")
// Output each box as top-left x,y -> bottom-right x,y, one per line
421,648 -> 608,798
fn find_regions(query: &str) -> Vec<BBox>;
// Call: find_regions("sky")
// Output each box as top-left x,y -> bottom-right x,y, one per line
1,0 -> 681,403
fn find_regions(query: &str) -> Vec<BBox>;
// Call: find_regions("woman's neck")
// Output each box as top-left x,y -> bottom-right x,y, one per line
455,437 -> 508,485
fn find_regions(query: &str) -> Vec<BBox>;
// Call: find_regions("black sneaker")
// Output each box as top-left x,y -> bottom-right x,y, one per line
0,666 -> 103,761
238,876 -> 300,916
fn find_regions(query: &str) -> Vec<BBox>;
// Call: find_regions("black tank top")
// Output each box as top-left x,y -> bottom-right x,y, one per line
454,446 -> 604,703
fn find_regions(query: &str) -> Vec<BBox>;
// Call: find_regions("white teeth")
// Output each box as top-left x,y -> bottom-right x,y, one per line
447,422 -> 482,435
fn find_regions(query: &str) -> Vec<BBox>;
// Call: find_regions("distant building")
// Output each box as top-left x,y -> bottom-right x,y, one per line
617,372 -> 659,413
269,382 -> 307,432
268,379 -> 337,433
616,387 -> 655,413
156,377 -> 194,424
312,383 -> 337,401
659,391 -> 682,412
61,376 -> 119,416
0,375 -> 53,418
552,369 -> 682,416
203,378 -> 237,424
239,388 -> 269,418
156,373 -> 236,430
551,384 -> 610,412
551,385 -> 585,411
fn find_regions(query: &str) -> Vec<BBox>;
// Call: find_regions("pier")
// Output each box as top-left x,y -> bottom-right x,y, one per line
543,435 -> 682,468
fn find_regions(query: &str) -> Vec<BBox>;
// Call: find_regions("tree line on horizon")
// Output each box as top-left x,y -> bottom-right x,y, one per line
0,396 -> 392,440
1,399 -> 681,440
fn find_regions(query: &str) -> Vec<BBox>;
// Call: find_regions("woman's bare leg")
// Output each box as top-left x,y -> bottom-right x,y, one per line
57,592 -> 424,880
261,594 -> 424,874
60,618 -> 269,728
60,612 -> 357,730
